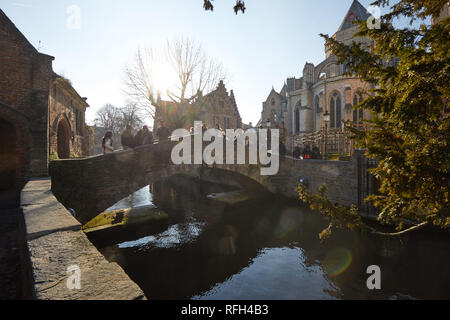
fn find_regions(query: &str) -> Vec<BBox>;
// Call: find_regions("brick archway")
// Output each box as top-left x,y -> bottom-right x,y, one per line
0,102 -> 31,190
0,118 -> 17,190
57,118 -> 71,159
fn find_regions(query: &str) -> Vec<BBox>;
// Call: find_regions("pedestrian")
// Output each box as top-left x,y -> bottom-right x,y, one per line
121,125 -> 135,149
312,146 -> 320,159
134,125 -> 153,146
102,131 -> 114,155
293,144 -> 302,159
303,145 -> 311,159
156,121 -> 170,142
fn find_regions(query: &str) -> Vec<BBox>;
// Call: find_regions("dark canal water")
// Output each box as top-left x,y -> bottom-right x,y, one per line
86,176 -> 450,300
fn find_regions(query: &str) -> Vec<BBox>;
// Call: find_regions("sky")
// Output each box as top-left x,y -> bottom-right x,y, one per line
2,0 -> 387,127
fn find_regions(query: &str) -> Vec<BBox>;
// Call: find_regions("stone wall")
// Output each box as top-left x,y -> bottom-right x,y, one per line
49,138 -> 373,224
0,9 -> 91,189
48,76 -> 90,159
202,81 -> 242,129
20,178 -> 146,300
0,9 -> 53,186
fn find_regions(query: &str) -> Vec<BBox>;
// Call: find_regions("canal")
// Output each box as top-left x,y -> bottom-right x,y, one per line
86,175 -> 450,300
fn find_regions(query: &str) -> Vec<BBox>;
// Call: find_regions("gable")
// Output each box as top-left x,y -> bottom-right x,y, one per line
337,0 -> 371,33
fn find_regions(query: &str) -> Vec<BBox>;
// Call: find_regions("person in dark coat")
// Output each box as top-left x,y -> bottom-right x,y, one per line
121,125 -> 135,149
134,125 -> 153,146
156,121 -> 170,142
293,145 -> 302,159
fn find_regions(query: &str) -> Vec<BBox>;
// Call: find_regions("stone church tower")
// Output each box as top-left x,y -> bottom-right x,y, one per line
261,0 -> 376,150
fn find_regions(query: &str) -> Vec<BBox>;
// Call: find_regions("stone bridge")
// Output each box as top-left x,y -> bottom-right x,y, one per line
50,138 -> 372,225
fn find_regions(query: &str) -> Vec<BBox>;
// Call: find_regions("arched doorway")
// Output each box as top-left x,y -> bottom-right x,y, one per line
57,119 -> 71,159
0,117 -> 17,190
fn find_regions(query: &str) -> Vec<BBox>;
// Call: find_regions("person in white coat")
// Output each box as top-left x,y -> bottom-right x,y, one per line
102,131 -> 114,154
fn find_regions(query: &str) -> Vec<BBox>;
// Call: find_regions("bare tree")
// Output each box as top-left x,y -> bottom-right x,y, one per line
119,102 -> 144,131
94,104 -> 123,136
123,37 -> 226,124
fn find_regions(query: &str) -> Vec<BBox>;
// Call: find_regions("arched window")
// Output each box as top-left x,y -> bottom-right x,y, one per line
329,92 -> 341,128
330,97 -> 335,128
314,96 -> 320,113
336,96 -> 341,128
295,108 -> 300,133
353,93 -> 364,124
359,95 -> 364,121
271,109 -> 277,124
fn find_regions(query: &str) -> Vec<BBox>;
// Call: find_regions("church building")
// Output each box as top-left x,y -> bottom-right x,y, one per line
261,0 -> 377,148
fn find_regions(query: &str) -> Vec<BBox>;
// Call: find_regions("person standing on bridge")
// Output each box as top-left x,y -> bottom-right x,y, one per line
156,121 -> 170,142
121,125 -> 135,149
102,131 -> 114,155
134,125 -> 153,146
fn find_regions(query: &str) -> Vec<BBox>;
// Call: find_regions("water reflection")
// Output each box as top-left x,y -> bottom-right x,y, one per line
119,220 -> 206,250
107,185 -> 153,211
87,175 -> 450,300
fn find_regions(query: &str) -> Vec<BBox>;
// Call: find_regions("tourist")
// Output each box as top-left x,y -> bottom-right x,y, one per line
156,121 -> 170,142
121,125 -> 135,149
102,131 -> 114,155
134,125 -> 153,146
312,146 -> 320,159
293,144 -> 302,160
303,146 -> 311,159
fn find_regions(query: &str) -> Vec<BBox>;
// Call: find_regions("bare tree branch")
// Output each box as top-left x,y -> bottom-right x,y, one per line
123,37 -> 226,124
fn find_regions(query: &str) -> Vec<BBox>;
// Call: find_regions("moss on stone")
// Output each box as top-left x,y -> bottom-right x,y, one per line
83,205 -> 168,233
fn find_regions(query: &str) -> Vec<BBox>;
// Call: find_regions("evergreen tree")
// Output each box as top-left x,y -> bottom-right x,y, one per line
298,0 -> 449,238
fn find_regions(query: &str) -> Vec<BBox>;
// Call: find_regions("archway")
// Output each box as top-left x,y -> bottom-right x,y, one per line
57,119 -> 71,159
0,117 -> 17,190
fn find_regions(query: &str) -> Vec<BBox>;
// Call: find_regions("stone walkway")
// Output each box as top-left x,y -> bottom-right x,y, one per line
0,190 -> 22,299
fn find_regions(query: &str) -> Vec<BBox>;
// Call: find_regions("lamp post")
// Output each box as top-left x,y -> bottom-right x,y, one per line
323,110 -> 330,160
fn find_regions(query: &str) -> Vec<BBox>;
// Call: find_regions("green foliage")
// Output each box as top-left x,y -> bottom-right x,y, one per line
49,151 -> 59,162
305,0 -> 450,235
297,184 -> 364,240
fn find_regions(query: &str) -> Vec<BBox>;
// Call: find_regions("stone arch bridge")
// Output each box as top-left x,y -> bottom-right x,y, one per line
49,139 -> 372,225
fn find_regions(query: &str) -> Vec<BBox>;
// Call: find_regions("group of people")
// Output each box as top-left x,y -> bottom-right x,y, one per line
101,121 -> 171,155
292,145 -> 321,160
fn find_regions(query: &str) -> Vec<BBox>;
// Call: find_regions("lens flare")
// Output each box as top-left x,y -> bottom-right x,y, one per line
323,247 -> 353,277
274,208 -> 302,239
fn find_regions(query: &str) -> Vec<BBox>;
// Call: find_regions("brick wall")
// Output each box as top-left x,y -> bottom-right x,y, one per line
0,9 -> 52,186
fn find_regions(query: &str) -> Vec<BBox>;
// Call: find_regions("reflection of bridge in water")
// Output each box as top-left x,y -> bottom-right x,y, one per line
50,137 -> 375,225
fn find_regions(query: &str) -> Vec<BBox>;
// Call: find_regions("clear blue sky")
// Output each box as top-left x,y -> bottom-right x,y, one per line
2,0 -> 388,126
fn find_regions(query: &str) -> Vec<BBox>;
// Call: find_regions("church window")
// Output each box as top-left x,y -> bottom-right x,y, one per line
353,93 -> 364,124
329,92 -> 342,129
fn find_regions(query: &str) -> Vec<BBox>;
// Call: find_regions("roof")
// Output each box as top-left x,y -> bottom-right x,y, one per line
337,0 -> 371,33
53,73 -> 89,108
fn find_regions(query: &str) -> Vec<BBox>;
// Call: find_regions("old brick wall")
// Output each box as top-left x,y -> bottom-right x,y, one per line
0,9 -> 53,186
202,81 -> 242,129
48,77 -> 89,159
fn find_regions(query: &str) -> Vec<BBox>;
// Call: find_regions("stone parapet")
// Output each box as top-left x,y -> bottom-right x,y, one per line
20,178 -> 146,300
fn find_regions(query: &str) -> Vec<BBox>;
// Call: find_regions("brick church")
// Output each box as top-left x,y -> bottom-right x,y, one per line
0,10 -> 90,191
260,0 -> 379,148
